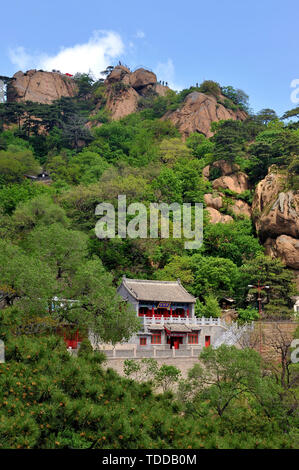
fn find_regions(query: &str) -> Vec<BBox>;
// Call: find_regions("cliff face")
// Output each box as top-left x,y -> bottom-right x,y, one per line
7,69 -> 77,104
6,66 -> 247,139
104,67 -> 247,137
162,91 -> 247,138
203,160 -> 251,223
252,169 -> 299,270
104,66 -> 169,120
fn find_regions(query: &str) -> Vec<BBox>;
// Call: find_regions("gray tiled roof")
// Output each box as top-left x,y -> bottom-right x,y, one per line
120,277 -> 196,303
164,324 -> 192,332
147,325 -> 165,330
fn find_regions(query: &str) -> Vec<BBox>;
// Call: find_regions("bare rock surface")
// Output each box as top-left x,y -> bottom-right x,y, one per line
231,199 -> 251,217
212,172 -> 249,194
7,69 -> 77,104
105,66 -> 164,119
105,86 -> 140,120
206,207 -> 233,224
252,172 -> 299,240
265,235 -> 299,270
163,91 -> 247,138
204,193 -> 223,210
253,169 -> 299,270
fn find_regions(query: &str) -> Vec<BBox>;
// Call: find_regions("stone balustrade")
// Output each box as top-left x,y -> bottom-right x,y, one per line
140,316 -> 226,327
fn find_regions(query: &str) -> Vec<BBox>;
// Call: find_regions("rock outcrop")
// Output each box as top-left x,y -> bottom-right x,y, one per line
104,68 -> 247,129
204,161 -> 251,220
230,199 -> 251,217
203,160 -> 241,179
105,86 -> 140,121
204,193 -> 223,210
265,235 -> 299,270
212,159 -> 240,176
162,91 -> 247,138
7,70 -> 77,104
127,69 -> 157,94
104,66 -> 168,120
252,172 -> 299,240
212,172 -> 249,194
204,192 -> 251,218
105,65 -> 130,83
206,207 -> 233,224
253,169 -> 299,271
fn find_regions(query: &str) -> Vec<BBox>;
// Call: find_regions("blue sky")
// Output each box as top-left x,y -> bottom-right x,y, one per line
1,0 -> 298,115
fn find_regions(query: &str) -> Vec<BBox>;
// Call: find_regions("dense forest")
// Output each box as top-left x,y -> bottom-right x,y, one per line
0,69 -> 298,448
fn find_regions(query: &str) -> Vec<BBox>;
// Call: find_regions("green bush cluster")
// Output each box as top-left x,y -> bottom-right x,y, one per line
0,334 -> 298,449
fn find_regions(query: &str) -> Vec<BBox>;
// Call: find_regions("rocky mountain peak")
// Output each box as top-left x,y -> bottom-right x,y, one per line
162,91 -> 247,138
7,69 -> 78,104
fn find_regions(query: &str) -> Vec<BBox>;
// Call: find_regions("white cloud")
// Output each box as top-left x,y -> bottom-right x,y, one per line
8,46 -> 33,71
154,58 -> 182,91
135,30 -> 145,39
8,31 -> 125,78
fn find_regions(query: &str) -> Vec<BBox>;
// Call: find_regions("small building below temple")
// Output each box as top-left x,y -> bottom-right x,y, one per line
24,171 -> 52,184
117,277 -> 226,350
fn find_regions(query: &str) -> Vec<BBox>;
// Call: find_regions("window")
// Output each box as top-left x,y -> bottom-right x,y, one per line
188,333 -> 198,344
139,307 -> 149,316
205,336 -> 211,347
140,337 -> 147,346
151,334 -> 161,344
175,308 -> 185,316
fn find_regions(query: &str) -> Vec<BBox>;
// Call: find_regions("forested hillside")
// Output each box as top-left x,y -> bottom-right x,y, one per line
0,66 -> 298,449
1,67 -> 298,321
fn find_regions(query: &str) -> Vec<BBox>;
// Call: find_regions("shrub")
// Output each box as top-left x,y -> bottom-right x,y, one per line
198,80 -> 221,98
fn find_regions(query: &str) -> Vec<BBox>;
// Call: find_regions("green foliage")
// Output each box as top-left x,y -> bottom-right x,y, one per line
0,129 -> 32,150
151,167 -> 183,203
77,338 -> 97,358
203,219 -> 263,266
0,180 -> 52,215
195,295 -> 221,318
256,108 -> 278,125
124,359 -> 180,392
282,107 -> 299,119
211,120 -> 248,162
198,80 -> 221,98
62,114 -> 93,149
287,154 -> 299,190
240,255 -> 297,318
0,145 -> 40,184
73,73 -> 94,98
88,114 -> 178,167
0,71 -> 298,450
11,195 -> 69,237
47,149 -> 110,185
221,86 -> 249,111
0,197 -> 139,343
186,133 -> 214,159
155,365 -> 181,392
0,338 -> 296,448
156,254 -> 240,300
237,307 -> 260,323
179,345 -> 299,445
123,359 -> 142,380
0,335 -> 181,449
89,108 -> 110,124
247,123 -> 299,183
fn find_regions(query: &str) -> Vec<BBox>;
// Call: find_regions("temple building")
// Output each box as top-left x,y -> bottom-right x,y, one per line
117,277 -> 226,350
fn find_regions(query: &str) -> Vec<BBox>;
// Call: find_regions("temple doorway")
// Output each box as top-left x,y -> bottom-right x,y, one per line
168,336 -> 183,349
